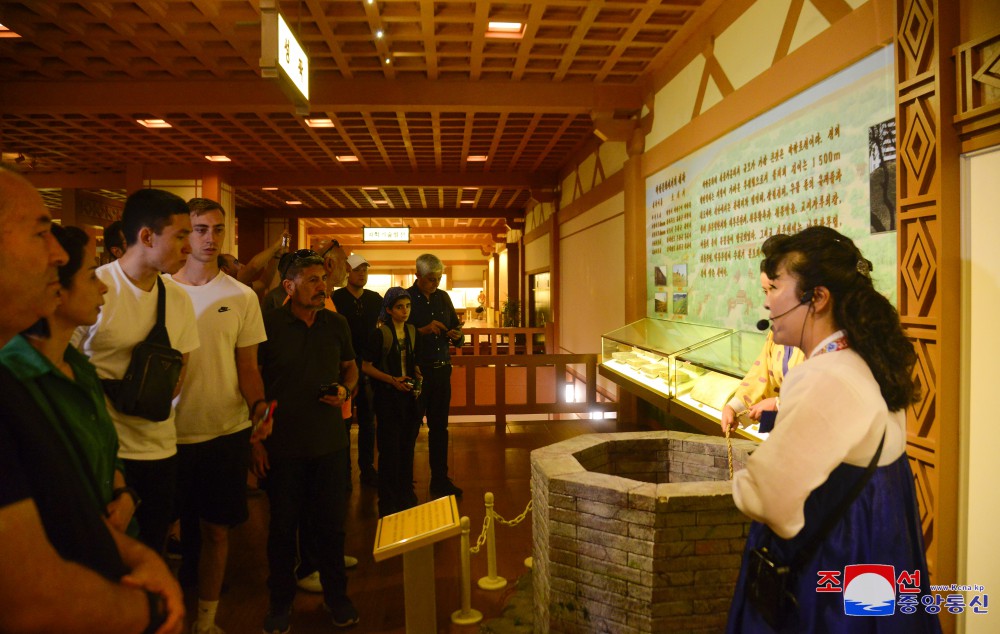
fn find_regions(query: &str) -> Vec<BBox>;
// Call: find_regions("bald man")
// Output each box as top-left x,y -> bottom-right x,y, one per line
0,168 -> 183,633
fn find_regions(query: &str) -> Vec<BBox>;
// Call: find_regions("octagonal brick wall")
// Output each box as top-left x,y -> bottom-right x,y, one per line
530,431 -> 757,633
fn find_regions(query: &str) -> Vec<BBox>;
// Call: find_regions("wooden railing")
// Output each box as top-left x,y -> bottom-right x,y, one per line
449,353 -> 616,426
452,323 -> 555,355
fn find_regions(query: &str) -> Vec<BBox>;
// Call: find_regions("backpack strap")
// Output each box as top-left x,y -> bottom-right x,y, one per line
379,324 -> 393,368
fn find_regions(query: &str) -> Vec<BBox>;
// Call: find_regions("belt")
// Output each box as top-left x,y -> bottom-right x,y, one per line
423,361 -> 451,368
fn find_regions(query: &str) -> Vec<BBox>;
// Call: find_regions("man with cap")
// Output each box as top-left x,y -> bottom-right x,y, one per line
332,253 -> 382,488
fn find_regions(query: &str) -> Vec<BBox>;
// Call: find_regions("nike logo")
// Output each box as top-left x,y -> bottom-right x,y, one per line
218,306 -> 231,313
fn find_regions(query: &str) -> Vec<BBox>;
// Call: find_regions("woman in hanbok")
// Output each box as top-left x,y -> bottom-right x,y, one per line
727,226 -> 940,633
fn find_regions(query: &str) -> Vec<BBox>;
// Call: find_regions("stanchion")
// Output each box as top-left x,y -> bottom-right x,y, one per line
451,516 -> 483,625
477,492 -> 508,590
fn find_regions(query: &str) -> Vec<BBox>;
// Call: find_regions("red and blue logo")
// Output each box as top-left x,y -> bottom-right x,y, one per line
843,564 -> 896,616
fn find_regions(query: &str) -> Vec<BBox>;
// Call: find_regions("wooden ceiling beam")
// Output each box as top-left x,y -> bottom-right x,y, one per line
0,79 -> 643,114
230,170 -> 555,188
245,206 -> 523,220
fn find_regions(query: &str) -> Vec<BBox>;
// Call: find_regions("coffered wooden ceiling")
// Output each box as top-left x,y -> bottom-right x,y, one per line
0,0 -> 713,246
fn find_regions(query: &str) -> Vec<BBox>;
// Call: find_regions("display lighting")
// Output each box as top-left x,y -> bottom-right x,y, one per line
305,118 -> 335,128
204,155 -> 231,162
467,155 -> 488,162
336,155 -> 359,162
136,118 -> 172,128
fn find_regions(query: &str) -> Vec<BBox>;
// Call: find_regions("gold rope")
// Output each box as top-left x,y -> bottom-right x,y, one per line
725,425 -> 734,480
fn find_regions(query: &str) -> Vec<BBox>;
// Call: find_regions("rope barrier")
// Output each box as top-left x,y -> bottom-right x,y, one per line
725,425 -> 734,480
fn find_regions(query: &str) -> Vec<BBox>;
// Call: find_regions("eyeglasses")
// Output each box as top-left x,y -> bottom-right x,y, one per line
320,240 -> 340,258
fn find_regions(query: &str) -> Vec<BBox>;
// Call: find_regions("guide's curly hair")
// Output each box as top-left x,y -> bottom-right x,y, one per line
762,226 -> 919,411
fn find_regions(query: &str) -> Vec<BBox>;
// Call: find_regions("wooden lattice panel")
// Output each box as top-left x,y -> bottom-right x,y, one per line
955,28 -> 1000,151
895,0 -> 960,591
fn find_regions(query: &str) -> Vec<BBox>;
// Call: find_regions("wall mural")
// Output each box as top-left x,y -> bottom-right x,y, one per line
645,47 -> 896,332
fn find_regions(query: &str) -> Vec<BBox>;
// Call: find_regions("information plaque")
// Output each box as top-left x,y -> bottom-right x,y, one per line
373,495 -> 461,561
372,496 -> 463,632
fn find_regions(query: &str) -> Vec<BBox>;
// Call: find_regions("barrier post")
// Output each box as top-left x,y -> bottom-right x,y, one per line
451,516 -> 483,625
477,492 -> 508,590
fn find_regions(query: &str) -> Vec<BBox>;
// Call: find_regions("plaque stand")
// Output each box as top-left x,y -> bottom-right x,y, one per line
373,495 -> 462,632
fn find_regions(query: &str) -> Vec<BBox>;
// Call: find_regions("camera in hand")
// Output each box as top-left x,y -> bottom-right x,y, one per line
318,383 -> 340,398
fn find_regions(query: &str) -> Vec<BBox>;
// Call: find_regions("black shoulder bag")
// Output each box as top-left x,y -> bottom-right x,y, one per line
745,429 -> 886,629
102,276 -> 184,422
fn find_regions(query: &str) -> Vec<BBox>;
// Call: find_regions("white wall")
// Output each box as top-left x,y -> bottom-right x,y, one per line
959,147 -> 1000,633
558,192 -> 625,355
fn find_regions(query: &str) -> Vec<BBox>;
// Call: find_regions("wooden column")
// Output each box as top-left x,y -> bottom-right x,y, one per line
895,1 -> 961,620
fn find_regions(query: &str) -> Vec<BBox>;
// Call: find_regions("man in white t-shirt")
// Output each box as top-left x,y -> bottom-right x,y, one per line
168,198 -> 270,634
75,188 -> 200,554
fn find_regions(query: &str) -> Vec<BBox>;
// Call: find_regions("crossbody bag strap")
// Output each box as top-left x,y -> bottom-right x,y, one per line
791,428 -> 886,568
146,276 -> 170,345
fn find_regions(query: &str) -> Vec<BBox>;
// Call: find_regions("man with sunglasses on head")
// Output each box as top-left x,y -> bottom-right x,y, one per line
254,250 -> 360,631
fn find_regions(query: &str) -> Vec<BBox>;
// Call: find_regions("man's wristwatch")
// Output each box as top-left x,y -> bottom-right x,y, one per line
112,486 -> 141,510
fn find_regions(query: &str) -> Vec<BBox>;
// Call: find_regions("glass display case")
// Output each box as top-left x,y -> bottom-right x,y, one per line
599,319 -> 730,404
673,330 -> 770,441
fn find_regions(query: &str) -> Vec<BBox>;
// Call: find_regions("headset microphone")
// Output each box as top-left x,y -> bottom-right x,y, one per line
755,289 -> 815,331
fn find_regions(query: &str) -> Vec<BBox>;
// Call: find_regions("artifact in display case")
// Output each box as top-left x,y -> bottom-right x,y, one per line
600,319 -> 730,402
674,330 -> 771,441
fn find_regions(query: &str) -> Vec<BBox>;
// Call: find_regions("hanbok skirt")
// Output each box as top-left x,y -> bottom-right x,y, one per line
727,454 -> 942,633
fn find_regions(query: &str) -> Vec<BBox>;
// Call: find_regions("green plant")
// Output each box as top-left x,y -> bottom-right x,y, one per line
501,299 -> 521,327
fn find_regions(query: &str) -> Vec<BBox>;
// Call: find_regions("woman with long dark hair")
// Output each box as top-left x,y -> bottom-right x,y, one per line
727,226 -> 940,632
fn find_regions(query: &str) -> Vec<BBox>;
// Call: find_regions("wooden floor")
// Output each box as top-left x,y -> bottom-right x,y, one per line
201,415 -> 619,634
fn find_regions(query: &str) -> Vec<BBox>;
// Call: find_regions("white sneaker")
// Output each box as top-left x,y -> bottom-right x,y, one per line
344,555 -> 358,569
296,571 -> 323,593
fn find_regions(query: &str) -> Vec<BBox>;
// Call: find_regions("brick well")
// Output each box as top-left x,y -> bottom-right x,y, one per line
530,431 -> 757,633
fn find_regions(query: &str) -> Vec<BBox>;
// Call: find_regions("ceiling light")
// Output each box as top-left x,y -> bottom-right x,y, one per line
467,155 -> 488,162
285,200 -> 303,205
336,155 -> 359,162
366,0 -> 374,4
261,187 -> 279,191
205,155 -> 231,162
0,24 -> 21,38
487,21 -> 523,37
305,118 -> 335,128
384,56 -> 392,64
463,187 -> 479,190
375,29 -> 384,39
362,187 -> 379,191
373,200 -> 389,205
460,200 -> 476,204
137,118 -> 172,128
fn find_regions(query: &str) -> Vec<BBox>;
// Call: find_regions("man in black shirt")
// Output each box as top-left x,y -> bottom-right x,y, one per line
331,253 -> 383,487
0,168 -> 183,633
254,252 -> 360,631
407,253 -> 465,499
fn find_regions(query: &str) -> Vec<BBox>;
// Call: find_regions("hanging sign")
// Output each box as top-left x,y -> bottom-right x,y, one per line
363,227 -> 411,243
260,0 -> 309,111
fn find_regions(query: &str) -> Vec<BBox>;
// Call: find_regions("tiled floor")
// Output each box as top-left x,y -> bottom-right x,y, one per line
207,415 -> 619,633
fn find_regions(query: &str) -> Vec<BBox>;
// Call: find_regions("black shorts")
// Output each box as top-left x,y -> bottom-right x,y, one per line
176,427 -> 251,528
